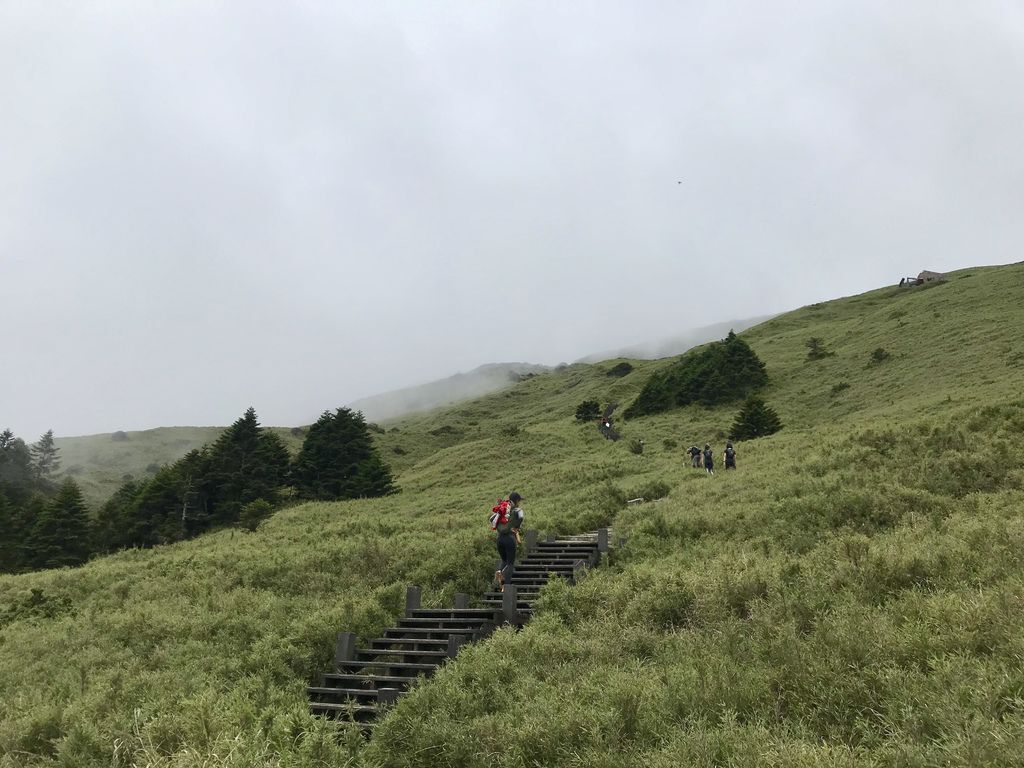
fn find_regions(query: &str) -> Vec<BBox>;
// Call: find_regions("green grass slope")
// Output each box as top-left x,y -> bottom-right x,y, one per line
2,263 -> 1024,767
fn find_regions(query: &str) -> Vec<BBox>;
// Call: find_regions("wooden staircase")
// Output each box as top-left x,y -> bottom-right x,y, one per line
308,528 -> 611,728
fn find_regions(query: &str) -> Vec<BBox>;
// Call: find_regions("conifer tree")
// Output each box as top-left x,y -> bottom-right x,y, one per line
0,430 -> 35,505
204,408 -> 289,523
0,492 -> 18,573
30,429 -> 61,489
729,396 -> 783,441
625,331 -> 768,418
127,464 -> 189,546
292,408 -> 396,500
24,478 -> 92,569
93,476 -> 142,553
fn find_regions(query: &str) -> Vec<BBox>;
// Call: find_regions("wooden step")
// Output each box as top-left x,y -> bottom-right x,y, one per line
335,660 -> 440,674
396,617 -> 494,627
356,649 -> 449,661
307,686 -> 380,702
382,627 -> 484,639
368,637 -> 449,650
309,702 -> 378,720
408,608 -> 495,619
321,673 -> 414,688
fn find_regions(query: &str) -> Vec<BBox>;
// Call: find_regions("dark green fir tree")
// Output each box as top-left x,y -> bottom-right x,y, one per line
292,408 -> 396,500
729,396 -> 783,441
30,429 -> 61,490
24,478 -> 92,570
204,407 -> 290,524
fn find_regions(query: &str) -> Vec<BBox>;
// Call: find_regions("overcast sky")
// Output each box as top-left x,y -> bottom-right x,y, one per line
3,1 -> 1023,438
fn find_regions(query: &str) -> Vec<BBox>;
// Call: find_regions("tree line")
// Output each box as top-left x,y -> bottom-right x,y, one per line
0,407 -> 395,574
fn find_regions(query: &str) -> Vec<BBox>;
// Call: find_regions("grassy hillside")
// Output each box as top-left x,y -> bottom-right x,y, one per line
2,263 -> 1024,767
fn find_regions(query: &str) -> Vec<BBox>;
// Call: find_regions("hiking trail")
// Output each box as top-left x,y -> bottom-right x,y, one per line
307,527 -> 615,730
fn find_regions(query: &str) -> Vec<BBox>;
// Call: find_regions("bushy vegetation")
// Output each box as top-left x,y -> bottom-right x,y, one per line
624,331 -> 767,418
574,400 -> 601,422
2,263 -> 1024,767
805,336 -> 835,360
606,362 -> 634,377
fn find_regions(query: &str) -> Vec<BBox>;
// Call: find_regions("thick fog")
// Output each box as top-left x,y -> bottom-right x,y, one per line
3,1 -> 1023,438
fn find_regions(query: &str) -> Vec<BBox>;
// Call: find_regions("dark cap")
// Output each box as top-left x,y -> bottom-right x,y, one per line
509,492 -> 523,503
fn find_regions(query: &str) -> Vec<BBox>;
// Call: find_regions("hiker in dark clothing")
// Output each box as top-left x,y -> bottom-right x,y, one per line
703,444 -> 714,475
687,445 -> 702,468
724,442 -> 737,470
494,492 -> 525,590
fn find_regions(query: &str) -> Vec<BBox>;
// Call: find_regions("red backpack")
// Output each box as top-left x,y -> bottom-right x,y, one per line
489,499 -> 511,531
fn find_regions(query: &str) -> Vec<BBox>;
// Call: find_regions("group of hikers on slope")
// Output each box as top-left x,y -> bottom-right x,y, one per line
489,442 -> 739,587
686,442 -> 737,475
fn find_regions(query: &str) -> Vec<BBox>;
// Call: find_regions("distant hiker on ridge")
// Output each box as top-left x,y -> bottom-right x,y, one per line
490,492 -> 525,591
703,444 -> 714,475
724,442 -> 737,470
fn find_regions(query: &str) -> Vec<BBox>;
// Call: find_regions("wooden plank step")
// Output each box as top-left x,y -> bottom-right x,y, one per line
408,608 -> 495,618
397,617 -> 494,626
356,649 -> 449,660
368,637 -> 449,649
307,686 -> 380,701
335,660 -> 439,673
521,562 -> 581,568
309,702 -> 378,718
481,599 -> 534,609
382,627 -> 485,638
322,673 -> 414,688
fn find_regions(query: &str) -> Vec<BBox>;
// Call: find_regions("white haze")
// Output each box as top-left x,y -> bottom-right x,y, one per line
2,1 -> 1023,439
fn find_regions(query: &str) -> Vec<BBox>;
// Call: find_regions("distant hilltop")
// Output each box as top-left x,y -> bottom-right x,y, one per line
574,315 -> 775,363
347,362 -> 550,423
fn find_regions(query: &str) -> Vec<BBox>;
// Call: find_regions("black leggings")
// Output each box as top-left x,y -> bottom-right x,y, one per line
496,533 -> 517,583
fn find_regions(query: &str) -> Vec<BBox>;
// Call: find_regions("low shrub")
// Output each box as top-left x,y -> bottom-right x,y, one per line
805,337 -> 835,361
574,400 -> 601,422
239,499 -> 274,532
870,347 -> 891,365
606,362 -> 634,377
627,479 -> 671,502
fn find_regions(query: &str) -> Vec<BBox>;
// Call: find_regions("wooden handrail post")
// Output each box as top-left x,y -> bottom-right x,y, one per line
447,634 -> 465,658
502,584 -> 519,624
405,585 -> 421,615
334,632 -> 356,665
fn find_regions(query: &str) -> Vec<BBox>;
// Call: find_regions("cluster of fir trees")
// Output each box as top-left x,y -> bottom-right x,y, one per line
0,429 -> 92,572
95,407 -> 396,555
1,407 -> 397,574
624,331 -> 769,418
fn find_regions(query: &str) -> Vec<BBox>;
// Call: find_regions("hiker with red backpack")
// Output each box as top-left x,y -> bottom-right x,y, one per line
490,492 -> 525,590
